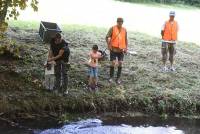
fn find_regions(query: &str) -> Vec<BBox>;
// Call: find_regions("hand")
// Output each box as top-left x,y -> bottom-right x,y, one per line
47,58 -> 52,62
123,48 -> 128,53
44,64 -> 48,68
161,31 -> 164,37
51,61 -> 56,65
107,38 -> 112,50
48,60 -> 56,65
108,44 -> 112,51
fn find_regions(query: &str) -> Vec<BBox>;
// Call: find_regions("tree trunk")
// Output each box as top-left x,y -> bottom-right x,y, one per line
0,1 -> 9,22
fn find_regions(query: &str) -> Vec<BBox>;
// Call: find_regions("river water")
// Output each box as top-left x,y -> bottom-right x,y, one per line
1,116 -> 200,134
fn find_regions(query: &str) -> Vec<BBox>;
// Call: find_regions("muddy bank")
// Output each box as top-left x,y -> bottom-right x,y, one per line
1,24 -> 200,122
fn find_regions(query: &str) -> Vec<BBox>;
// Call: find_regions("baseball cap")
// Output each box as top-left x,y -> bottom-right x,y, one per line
169,11 -> 175,16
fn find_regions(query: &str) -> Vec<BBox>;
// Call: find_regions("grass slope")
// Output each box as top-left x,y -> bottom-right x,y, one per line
0,21 -> 200,120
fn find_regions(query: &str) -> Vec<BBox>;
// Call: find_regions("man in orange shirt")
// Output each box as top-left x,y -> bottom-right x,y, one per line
161,11 -> 179,72
106,18 -> 128,84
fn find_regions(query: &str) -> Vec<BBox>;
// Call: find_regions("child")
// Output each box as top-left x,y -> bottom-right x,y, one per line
44,60 -> 56,91
88,45 -> 102,91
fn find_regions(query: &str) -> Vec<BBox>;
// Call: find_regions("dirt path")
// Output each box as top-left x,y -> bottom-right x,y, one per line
18,0 -> 200,44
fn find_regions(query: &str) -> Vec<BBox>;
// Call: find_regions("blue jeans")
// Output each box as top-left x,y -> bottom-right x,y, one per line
88,67 -> 98,78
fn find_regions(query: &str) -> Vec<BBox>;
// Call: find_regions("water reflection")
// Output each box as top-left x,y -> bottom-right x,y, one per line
1,116 -> 200,134
38,119 -> 184,134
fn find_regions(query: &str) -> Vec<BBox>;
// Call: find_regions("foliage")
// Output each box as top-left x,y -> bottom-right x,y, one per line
0,0 -> 38,35
0,38 -> 31,59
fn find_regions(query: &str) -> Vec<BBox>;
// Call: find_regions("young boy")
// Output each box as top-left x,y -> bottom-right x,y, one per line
88,45 -> 102,91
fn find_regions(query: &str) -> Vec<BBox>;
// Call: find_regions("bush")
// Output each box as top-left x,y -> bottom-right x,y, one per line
0,39 -> 24,59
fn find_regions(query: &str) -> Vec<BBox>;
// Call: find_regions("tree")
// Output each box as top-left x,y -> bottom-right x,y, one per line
0,0 -> 38,33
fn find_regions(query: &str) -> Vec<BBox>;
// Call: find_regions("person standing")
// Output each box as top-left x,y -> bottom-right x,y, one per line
88,45 -> 102,91
161,11 -> 179,72
106,17 -> 128,84
48,33 -> 70,94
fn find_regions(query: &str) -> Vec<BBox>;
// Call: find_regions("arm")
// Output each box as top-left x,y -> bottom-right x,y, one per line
48,49 -> 64,62
161,30 -> 164,37
105,27 -> 113,50
48,40 -> 54,60
48,49 -> 53,59
161,22 -> 165,37
44,48 -> 53,67
177,22 -> 179,32
125,30 -> 128,52
99,53 -> 103,58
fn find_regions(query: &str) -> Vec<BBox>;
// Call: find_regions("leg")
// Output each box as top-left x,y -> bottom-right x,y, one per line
88,67 -> 93,90
161,42 -> 168,71
109,51 -> 116,81
45,75 -> 50,90
88,76 -> 93,88
169,43 -> 176,70
51,74 -> 55,91
93,67 -> 98,89
117,62 -> 122,79
93,77 -> 98,91
116,52 -> 124,83
54,62 -> 61,91
91,67 -> 98,90
49,74 -> 55,90
61,61 -> 68,92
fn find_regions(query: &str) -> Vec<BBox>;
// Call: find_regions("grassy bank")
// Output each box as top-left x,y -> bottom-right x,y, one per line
0,21 -> 200,121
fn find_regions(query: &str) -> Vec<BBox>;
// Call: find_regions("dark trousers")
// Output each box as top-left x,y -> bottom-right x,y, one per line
110,51 -> 124,79
54,60 -> 68,92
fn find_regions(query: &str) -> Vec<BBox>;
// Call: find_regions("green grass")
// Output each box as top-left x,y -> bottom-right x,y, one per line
2,20 -> 200,120
61,24 -> 107,35
8,20 -> 40,30
8,20 -> 107,35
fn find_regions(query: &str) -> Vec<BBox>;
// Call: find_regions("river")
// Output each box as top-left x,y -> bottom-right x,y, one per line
1,116 -> 200,134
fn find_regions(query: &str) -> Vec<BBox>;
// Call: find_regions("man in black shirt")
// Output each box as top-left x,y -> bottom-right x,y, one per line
48,33 -> 70,94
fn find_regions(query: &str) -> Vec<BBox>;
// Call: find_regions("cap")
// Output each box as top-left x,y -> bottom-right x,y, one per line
169,11 -> 175,16
117,17 -> 124,22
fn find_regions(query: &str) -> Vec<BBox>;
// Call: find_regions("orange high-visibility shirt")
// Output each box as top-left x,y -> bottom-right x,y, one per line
163,20 -> 178,41
111,25 -> 126,49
